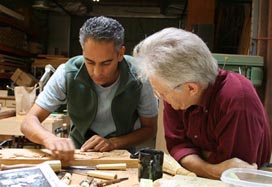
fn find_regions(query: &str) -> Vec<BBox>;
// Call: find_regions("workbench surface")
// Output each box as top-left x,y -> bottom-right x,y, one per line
0,148 -> 227,187
0,113 -> 65,136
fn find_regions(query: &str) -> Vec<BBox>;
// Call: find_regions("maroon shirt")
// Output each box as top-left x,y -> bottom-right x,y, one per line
164,69 -> 271,167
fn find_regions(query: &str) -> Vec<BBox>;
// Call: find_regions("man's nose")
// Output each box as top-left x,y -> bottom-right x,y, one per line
93,66 -> 102,76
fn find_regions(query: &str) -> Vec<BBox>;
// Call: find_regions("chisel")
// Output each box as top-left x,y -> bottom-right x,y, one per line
1,162 -> 126,172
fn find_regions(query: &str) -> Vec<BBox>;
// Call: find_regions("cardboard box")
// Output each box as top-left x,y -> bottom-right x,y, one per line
11,68 -> 38,87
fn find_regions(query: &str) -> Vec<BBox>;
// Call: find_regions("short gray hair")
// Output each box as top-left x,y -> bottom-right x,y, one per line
133,27 -> 218,88
79,16 -> 124,52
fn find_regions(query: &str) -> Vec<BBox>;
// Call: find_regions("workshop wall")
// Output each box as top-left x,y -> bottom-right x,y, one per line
69,16 -> 181,57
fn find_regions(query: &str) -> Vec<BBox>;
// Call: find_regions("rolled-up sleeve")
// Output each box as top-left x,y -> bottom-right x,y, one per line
36,64 -> 67,112
137,80 -> 158,118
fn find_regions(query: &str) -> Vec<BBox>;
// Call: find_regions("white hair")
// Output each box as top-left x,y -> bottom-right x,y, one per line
133,27 -> 218,88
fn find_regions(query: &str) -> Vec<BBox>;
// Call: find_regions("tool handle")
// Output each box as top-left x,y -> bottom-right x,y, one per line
43,160 -> 61,172
0,164 -> 35,171
87,170 -> 117,180
0,160 -> 61,172
96,163 -> 127,170
61,172 -> 72,185
96,178 -> 127,187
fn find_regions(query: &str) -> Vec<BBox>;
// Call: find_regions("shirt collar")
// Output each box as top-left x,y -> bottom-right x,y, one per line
198,69 -> 222,110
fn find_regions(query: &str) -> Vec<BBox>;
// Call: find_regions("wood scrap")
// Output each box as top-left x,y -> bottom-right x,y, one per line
163,153 -> 196,176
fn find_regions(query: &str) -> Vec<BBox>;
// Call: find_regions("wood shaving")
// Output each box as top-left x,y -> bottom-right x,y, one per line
74,150 -> 130,159
13,153 -> 48,158
0,149 -> 51,159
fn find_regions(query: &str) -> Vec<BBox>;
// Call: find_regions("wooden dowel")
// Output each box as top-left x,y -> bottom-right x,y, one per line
0,160 -> 61,172
87,170 -> 117,180
96,163 -> 127,170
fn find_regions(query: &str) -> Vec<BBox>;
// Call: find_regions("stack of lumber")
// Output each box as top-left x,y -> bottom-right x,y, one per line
32,54 -> 69,68
0,54 -> 31,72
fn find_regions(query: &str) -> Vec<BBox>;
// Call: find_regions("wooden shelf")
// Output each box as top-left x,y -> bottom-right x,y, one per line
0,43 -> 30,57
0,14 -> 28,34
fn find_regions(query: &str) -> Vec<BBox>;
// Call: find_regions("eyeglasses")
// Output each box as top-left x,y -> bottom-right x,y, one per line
153,83 -> 183,99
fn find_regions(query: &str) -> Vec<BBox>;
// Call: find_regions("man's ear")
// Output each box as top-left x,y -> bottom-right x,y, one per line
186,82 -> 200,96
118,46 -> 126,62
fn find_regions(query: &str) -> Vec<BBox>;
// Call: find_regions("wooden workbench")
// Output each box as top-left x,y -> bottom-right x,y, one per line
0,113 -> 66,136
0,148 -> 139,168
0,148 -> 227,187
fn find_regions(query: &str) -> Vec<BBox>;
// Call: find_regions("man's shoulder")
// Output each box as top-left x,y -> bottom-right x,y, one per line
214,70 -> 257,107
219,70 -> 254,93
122,55 -> 139,78
65,55 -> 84,72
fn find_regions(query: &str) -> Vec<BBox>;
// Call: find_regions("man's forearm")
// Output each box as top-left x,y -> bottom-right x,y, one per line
21,115 -> 55,146
180,154 -> 219,179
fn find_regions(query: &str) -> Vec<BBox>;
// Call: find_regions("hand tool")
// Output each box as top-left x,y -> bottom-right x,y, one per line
0,160 -> 61,172
87,170 -> 117,180
0,138 -> 13,149
95,177 -> 129,187
0,162 -> 126,172
79,176 -> 93,187
60,172 -> 72,185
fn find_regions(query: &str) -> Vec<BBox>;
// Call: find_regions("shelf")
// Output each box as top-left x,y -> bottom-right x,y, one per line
0,14 -> 29,34
0,43 -> 30,57
0,73 -> 12,79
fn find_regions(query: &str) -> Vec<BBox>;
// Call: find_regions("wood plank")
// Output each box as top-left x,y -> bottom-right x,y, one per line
32,58 -> 68,68
0,43 -> 31,57
0,4 -> 24,21
0,116 -> 23,135
186,0 -> 215,30
0,149 -> 139,168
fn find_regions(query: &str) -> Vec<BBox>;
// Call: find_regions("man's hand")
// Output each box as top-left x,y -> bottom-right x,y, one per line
42,136 -> 75,162
213,157 -> 257,178
180,154 -> 257,179
80,135 -> 115,152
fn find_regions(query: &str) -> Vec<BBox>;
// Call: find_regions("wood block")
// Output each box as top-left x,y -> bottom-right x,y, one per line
0,149 -> 139,168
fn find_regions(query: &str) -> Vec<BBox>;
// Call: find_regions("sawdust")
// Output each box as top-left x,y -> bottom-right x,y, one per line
0,149 -> 51,159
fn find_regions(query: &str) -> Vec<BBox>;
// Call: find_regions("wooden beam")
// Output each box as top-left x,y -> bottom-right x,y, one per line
265,0 -> 272,136
0,4 -> 24,21
257,0 -> 272,141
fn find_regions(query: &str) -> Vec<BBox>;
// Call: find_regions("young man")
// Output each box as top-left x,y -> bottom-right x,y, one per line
132,27 -> 271,179
21,16 -> 158,161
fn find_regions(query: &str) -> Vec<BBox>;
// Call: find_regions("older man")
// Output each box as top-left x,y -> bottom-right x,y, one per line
133,27 -> 271,179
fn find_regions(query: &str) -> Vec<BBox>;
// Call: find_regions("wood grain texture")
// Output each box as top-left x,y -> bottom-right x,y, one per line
0,149 -> 139,168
